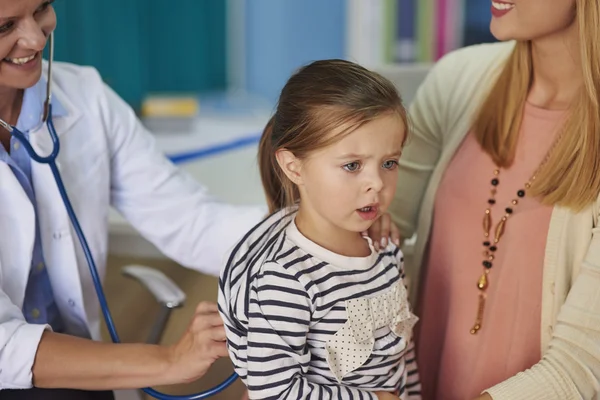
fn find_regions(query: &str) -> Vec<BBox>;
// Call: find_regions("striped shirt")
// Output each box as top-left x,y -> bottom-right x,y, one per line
218,208 -> 421,399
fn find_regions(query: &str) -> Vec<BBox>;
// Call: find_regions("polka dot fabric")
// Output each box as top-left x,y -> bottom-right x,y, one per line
325,281 -> 418,382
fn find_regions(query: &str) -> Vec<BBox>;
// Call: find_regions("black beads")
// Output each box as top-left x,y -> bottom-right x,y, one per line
505,207 -> 513,214
483,261 -> 493,269
517,190 -> 525,198
491,178 -> 499,186
483,241 -> 491,247
488,199 -> 496,205
489,246 -> 497,252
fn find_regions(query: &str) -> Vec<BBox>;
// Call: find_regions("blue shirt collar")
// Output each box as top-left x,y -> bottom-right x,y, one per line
16,76 -> 67,133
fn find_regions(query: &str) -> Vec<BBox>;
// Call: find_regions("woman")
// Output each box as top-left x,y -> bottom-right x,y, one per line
389,0 -> 600,399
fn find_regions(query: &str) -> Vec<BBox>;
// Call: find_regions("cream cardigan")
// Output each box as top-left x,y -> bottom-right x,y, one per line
390,41 -> 600,399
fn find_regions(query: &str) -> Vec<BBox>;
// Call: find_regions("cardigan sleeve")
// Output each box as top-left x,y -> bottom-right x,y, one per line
389,42 -> 515,241
485,205 -> 600,399
388,62 -> 445,240
389,45 -> 476,240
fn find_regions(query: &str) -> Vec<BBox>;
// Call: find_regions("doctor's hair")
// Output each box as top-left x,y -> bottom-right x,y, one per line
258,59 -> 407,213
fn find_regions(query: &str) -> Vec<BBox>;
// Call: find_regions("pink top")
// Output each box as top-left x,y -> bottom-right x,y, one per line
415,103 -> 566,400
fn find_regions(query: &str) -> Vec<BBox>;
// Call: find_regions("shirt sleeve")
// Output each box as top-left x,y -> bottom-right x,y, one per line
403,341 -> 422,400
393,246 -> 421,399
245,261 -> 378,400
0,286 -> 50,389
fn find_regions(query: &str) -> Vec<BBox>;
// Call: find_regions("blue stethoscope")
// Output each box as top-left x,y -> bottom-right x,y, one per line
0,32 -> 237,400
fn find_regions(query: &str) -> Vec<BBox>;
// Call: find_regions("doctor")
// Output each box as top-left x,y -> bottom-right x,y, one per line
0,0 -> 264,399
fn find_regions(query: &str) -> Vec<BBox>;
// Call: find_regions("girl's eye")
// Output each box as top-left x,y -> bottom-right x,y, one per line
382,160 -> 399,169
343,162 -> 361,172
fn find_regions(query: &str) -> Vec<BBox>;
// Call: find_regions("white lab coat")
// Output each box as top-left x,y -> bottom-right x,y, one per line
0,62 -> 266,389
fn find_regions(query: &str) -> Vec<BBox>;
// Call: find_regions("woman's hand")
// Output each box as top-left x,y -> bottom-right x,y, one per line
363,212 -> 403,251
165,301 -> 229,384
374,391 -> 401,400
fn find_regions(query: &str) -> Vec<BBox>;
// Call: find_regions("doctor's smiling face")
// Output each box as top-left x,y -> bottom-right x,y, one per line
0,0 -> 56,90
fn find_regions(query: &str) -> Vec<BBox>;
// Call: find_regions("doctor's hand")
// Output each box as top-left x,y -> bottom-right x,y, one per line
363,212 -> 402,251
166,301 -> 228,384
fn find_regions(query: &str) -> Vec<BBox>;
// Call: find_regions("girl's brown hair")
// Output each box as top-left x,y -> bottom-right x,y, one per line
472,0 -> 600,211
258,59 -> 407,213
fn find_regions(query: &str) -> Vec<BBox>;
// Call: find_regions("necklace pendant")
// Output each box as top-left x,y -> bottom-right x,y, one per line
470,293 -> 487,335
477,273 -> 488,290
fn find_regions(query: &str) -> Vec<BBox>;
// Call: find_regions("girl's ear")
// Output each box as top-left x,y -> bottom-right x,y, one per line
275,149 -> 304,185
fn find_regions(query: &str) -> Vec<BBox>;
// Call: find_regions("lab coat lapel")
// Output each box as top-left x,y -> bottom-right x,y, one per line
41,60 -> 83,135
29,122 -> 88,327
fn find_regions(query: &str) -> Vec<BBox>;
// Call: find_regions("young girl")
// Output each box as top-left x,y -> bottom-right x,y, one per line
218,59 -> 420,400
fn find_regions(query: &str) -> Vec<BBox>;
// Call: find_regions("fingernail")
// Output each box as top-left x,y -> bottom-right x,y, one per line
374,242 -> 380,251
381,238 -> 387,248
393,238 -> 400,246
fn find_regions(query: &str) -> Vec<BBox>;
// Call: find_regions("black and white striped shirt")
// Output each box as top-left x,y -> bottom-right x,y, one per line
218,209 -> 421,399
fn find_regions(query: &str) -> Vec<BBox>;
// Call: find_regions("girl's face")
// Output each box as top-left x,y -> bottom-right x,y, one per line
0,0 -> 56,91
489,0 -> 576,42
278,113 -> 406,242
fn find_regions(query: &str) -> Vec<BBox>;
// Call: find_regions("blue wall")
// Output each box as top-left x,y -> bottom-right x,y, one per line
244,0 -> 346,104
52,0 -> 227,109
51,1 -> 347,108
463,0 -> 496,45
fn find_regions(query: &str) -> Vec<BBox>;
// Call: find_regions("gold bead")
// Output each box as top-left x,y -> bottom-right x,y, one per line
477,273 -> 488,290
488,255 -> 495,261
483,212 -> 492,235
512,199 -> 518,205
525,183 -> 531,189
494,169 -> 500,175
495,218 -> 505,242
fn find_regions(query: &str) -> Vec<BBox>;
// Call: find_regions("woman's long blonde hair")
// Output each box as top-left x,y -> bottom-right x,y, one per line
472,0 -> 600,211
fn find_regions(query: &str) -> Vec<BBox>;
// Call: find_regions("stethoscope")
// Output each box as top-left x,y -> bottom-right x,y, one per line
0,32 -> 237,400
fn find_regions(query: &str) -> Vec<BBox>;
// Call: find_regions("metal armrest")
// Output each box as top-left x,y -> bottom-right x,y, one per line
121,264 -> 186,344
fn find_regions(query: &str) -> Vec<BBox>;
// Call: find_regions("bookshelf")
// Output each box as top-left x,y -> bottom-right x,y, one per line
346,0 -> 497,105
346,0 -> 496,66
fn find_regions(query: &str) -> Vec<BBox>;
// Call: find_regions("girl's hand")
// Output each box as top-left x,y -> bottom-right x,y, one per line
363,212 -> 402,251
